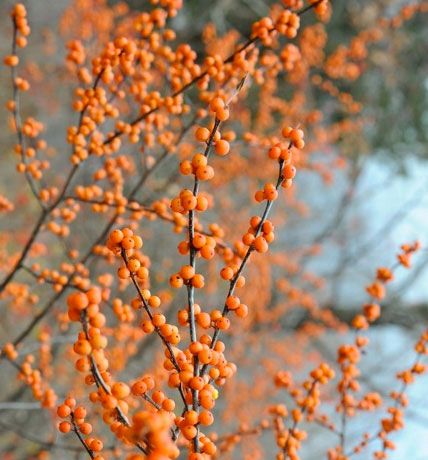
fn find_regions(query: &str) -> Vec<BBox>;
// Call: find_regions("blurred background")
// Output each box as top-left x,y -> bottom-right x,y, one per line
0,0 -> 428,459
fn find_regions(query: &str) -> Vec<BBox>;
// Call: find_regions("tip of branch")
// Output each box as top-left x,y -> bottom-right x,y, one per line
227,74 -> 248,106
236,74 -> 247,93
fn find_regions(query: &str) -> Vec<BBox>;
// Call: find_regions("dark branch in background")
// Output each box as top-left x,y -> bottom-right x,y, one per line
9,18 -> 43,207
0,419 -> 95,454
121,249 -> 189,410
70,413 -> 95,459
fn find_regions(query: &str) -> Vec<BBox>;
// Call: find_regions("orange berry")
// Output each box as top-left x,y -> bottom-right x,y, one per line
162,398 -> 176,411
195,126 -> 210,142
253,236 -> 268,253
4,55 -> 19,67
111,382 -> 130,399
67,292 -> 89,311
170,274 -> 184,288
199,393 -> 215,409
90,335 -> 107,350
220,267 -> 234,280
281,126 -> 292,137
58,421 -> 71,433
215,139 -> 230,156
189,341 -> 203,354
127,258 -> 141,272
263,221 -> 274,233
216,107 -> 230,121
192,153 -> 208,168
13,4 -> 27,17
189,376 -> 205,390
198,349 -> 213,364
122,228 -> 133,237
74,406 -> 86,419
180,160 -> 193,175
202,441 -> 217,455
64,397 -> 76,408
264,183 -> 278,201
235,303 -> 248,318
216,316 -> 230,330
283,164 -> 296,180
192,274 -> 205,288
73,339 -> 92,356
86,288 -> 101,304
141,320 -> 155,333
148,295 -> 161,308
109,229 -> 124,244
209,368 -> 220,380
294,138 -> 305,149
137,266 -> 149,280
181,193 -> 197,211
184,410 -> 199,425
236,275 -> 245,287
250,216 -> 261,229
79,422 -> 93,435
89,439 -> 104,452
152,314 -> 166,327
182,424 -> 197,440
254,190 -> 264,202
226,295 -> 240,310
178,309 -> 189,325
196,312 -> 211,328
195,165 -> 214,181
200,245 -> 215,259
199,410 -> 214,426
209,97 -> 225,112
57,404 -> 71,418
363,303 -> 381,322
133,235 -> 143,249
180,265 -> 195,280
265,232 -> 275,243
121,237 -> 135,250
152,390 -> 165,405
193,234 -> 206,249
16,36 -> 27,48
196,195 -> 209,212
117,266 -> 130,279
268,145 -> 281,159
242,232 -> 255,246
131,380 -> 147,396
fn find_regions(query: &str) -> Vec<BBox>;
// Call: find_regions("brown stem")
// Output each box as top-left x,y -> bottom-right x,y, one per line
201,158 -> 285,377
71,413 -> 95,459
